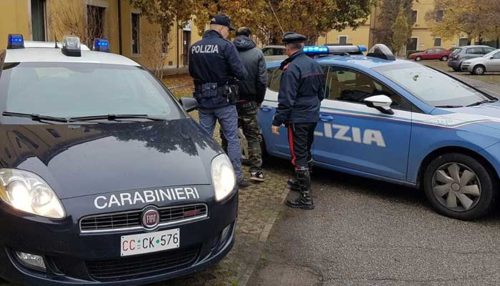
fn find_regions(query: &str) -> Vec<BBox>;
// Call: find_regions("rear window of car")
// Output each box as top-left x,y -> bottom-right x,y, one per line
466,48 -> 482,54
0,62 -> 182,120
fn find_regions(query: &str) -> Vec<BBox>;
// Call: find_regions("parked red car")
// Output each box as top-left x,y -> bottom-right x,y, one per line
409,48 -> 451,61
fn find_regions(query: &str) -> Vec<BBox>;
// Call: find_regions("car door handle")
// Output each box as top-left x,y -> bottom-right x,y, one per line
260,106 -> 273,112
319,115 -> 334,122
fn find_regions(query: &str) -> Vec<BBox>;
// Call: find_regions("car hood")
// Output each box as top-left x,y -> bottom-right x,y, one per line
431,102 -> 500,133
0,119 -> 221,199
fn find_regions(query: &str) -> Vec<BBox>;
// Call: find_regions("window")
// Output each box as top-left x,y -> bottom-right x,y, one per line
483,47 -> 495,54
459,38 -> 469,46
31,0 -> 46,41
87,5 -> 105,46
434,38 -> 442,47
132,13 -> 141,54
466,48 -> 483,54
324,67 -> 412,111
407,38 -> 417,52
339,36 -> 348,45
493,52 -> 500,59
0,63 -> 182,120
436,10 -> 444,22
374,63 -> 489,107
267,68 -> 283,92
411,10 -> 417,25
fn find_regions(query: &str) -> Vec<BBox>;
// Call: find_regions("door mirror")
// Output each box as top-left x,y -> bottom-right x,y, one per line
179,97 -> 198,112
364,95 -> 394,115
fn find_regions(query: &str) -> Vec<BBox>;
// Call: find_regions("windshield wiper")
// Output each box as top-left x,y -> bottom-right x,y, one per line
68,114 -> 165,122
2,111 -> 68,123
466,99 -> 498,107
435,105 -> 464,108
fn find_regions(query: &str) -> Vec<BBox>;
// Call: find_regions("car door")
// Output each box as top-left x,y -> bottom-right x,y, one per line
488,50 -> 500,72
313,66 -> 413,181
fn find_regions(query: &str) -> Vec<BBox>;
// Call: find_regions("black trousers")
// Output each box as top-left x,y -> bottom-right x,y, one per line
287,122 -> 317,169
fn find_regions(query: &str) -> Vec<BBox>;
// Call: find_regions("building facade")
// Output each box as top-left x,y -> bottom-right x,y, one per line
317,0 -> 481,54
0,0 -> 203,72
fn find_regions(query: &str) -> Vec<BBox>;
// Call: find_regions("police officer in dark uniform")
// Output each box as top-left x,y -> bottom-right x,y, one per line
271,32 -> 325,209
189,14 -> 249,187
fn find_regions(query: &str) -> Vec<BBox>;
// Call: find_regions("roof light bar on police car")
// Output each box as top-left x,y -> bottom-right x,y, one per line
93,38 -> 110,52
303,45 -> 367,56
61,36 -> 82,57
367,44 -> 395,61
7,34 -> 24,49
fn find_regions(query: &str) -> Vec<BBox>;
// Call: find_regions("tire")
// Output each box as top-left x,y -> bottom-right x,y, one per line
452,67 -> 460,72
423,153 -> 497,220
472,65 -> 486,75
415,56 -> 422,61
440,56 -> 448,61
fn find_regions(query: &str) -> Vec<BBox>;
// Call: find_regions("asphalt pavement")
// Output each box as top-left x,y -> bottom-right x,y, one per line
247,166 -> 500,286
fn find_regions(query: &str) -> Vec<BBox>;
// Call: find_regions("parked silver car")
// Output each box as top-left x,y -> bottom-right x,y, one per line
462,49 -> 500,75
447,45 -> 496,71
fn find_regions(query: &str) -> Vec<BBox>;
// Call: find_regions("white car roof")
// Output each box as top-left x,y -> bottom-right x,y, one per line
4,42 -> 140,66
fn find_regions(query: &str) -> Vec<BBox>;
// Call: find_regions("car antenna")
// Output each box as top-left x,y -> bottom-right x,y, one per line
54,35 -> 59,48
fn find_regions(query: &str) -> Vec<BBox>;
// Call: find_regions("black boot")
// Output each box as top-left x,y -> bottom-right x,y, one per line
287,161 -> 313,192
286,168 -> 314,210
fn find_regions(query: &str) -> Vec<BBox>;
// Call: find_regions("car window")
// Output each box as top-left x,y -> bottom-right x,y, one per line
466,48 -> 482,54
0,62 -> 182,119
267,68 -> 283,92
262,48 -> 273,56
493,52 -> 500,59
324,66 -> 412,111
374,63 -> 489,107
483,47 -> 496,54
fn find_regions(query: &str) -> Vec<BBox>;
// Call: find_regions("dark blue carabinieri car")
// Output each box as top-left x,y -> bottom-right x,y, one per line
0,36 -> 238,285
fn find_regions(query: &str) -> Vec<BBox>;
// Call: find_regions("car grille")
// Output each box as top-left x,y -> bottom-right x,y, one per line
80,204 -> 208,233
86,246 -> 199,281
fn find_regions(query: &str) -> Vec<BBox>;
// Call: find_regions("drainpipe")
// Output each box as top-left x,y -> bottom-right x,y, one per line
118,0 -> 123,54
177,21 -> 180,70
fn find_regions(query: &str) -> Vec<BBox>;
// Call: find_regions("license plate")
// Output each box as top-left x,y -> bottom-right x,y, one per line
120,228 -> 180,257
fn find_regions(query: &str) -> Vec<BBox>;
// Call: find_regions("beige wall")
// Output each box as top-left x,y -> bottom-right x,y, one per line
1,0 -> 203,71
318,0 -> 472,52
0,0 -> 31,49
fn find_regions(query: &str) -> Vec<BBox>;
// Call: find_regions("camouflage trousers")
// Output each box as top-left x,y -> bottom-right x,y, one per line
221,101 -> 263,172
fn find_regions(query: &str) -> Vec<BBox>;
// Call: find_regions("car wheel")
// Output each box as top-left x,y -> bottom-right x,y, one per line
472,65 -> 485,75
452,67 -> 460,72
415,56 -> 422,61
423,153 -> 497,220
441,56 -> 448,61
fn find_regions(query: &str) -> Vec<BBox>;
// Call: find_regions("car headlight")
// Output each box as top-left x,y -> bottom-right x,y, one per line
0,169 -> 65,219
211,154 -> 236,202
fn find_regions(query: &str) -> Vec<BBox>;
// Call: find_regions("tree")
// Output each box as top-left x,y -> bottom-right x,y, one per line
426,0 -> 500,46
190,0 -> 374,44
372,0 -> 414,50
392,5 -> 410,56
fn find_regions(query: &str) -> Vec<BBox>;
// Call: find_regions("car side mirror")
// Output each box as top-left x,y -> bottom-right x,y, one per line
490,57 -> 495,59
364,95 -> 394,115
179,97 -> 198,112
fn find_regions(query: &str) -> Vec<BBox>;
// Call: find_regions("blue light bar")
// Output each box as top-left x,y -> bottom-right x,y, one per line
303,45 -> 329,55
7,34 -> 24,49
358,45 -> 368,52
93,38 -> 110,52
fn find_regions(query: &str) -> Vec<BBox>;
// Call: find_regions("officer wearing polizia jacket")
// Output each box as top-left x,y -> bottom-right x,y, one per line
189,14 -> 249,188
271,32 -> 325,209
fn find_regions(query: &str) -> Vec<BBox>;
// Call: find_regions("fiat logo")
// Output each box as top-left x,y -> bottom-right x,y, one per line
142,209 -> 160,229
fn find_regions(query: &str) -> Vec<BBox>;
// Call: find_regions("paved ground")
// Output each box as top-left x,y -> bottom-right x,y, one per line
247,166 -> 500,286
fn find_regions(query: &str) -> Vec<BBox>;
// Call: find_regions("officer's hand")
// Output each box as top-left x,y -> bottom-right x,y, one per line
272,125 -> 280,135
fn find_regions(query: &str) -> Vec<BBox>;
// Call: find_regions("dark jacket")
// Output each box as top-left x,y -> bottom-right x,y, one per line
233,35 -> 267,104
189,30 -> 248,109
272,51 -> 325,126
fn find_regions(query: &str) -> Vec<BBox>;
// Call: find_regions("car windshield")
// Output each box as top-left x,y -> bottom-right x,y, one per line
374,63 -> 489,107
0,62 -> 182,121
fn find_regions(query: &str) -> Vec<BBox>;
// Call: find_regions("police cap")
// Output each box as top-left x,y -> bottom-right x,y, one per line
210,14 -> 235,31
282,32 -> 307,44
